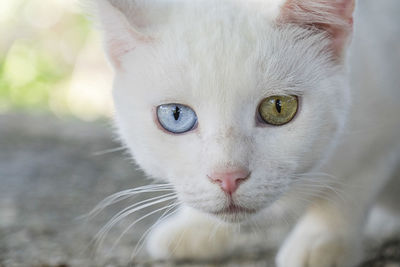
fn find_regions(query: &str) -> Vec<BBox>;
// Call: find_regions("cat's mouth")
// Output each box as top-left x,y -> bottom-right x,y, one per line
211,203 -> 257,216
209,203 -> 257,223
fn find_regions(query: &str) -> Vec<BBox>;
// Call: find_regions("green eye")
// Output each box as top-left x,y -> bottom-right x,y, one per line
258,95 -> 298,126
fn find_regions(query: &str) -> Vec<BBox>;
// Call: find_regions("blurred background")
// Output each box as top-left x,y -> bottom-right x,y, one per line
0,1 -> 150,266
0,0 -> 113,120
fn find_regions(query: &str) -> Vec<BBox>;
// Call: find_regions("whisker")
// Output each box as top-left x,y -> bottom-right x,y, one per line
298,181 -> 346,196
109,203 -> 178,255
97,192 -> 177,237
292,189 -> 342,208
131,202 -> 181,259
289,172 -> 352,202
170,221 -> 190,256
296,172 -> 337,180
83,184 -> 174,219
92,146 -> 126,156
93,194 -> 177,252
292,178 -> 348,202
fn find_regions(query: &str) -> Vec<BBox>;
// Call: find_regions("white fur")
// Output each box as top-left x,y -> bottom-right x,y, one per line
88,0 -> 400,266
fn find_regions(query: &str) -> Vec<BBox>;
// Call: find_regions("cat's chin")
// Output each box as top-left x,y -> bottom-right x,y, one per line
209,204 -> 258,223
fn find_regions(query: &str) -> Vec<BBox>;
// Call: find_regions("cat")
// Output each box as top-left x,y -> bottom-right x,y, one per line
86,0 -> 400,266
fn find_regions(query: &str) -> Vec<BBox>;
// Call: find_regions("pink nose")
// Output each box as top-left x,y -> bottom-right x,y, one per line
208,168 -> 250,194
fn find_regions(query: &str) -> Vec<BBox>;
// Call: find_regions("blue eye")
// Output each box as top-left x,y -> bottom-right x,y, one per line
157,104 -> 198,134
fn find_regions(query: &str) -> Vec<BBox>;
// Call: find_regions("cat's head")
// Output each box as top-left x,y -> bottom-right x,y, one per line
92,0 -> 354,222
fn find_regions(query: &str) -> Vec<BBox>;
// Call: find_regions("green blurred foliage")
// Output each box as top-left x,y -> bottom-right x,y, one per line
0,40 -> 65,110
0,0 -> 91,114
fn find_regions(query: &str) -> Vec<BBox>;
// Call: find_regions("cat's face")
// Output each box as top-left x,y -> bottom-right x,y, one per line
95,0 -> 353,222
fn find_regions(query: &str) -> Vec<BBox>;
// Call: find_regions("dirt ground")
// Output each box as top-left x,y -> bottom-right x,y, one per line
0,113 -> 399,267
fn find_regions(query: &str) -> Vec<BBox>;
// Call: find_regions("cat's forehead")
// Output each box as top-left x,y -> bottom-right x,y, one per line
150,12 -> 269,94
120,0 -> 332,108
147,33 -> 313,101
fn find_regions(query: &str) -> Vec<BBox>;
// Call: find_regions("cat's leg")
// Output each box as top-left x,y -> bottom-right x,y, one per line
365,204 -> 400,242
276,201 -> 363,267
365,169 -> 400,241
146,205 -> 235,259
276,157 -> 397,267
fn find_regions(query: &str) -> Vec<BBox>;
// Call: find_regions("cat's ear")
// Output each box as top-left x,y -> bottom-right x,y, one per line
84,0 -> 170,68
278,0 -> 355,59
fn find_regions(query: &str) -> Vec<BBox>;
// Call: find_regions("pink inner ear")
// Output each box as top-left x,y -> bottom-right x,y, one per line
97,0 -> 155,69
107,29 -> 152,69
108,39 -> 135,69
278,0 -> 355,58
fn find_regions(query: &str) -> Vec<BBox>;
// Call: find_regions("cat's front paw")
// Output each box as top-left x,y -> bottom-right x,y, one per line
146,208 -> 232,260
276,217 -> 361,267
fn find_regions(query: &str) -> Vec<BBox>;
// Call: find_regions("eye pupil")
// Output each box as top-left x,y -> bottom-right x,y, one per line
258,95 -> 298,126
173,106 -> 180,120
157,104 -> 197,134
275,99 -> 282,113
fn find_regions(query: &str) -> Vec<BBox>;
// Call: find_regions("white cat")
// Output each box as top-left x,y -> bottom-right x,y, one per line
87,0 -> 400,266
